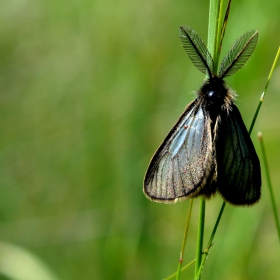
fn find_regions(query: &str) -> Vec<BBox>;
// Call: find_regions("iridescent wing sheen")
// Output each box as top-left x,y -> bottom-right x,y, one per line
144,99 -> 215,203
216,104 -> 261,205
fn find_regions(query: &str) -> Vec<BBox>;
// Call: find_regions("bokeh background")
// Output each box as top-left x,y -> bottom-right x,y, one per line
0,0 -> 279,279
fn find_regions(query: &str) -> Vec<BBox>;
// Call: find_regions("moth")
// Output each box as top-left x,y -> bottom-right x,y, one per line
143,26 -> 261,206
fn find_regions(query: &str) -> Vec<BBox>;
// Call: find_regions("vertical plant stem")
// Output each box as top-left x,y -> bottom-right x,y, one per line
196,202 -> 226,278
258,132 -> 280,243
214,0 -> 224,69
194,1 -> 221,279
207,0 -> 222,75
194,197 -> 205,279
176,199 -> 193,280
194,198 -> 205,279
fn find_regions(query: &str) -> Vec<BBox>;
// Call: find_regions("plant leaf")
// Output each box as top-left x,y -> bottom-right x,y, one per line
179,26 -> 214,78
218,30 -> 258,78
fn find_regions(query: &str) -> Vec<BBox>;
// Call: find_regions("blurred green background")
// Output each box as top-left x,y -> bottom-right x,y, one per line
0,0 -> 279,279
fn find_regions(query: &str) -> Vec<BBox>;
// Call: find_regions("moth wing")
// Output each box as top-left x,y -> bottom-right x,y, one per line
144,100 -> 214,203
217,105 -> 261,205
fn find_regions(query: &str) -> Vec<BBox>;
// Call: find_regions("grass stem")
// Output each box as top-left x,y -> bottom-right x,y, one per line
207,0 -> 222,75
258,132 -> 280,243
194,198 -> 205,279
249,46 -> 280,134
194,1 -> 222,279
175,199 -> 193,280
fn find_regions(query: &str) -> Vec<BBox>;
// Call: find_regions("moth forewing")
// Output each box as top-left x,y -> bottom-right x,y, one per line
143,100 -> 197,203
143,99 -> 215,203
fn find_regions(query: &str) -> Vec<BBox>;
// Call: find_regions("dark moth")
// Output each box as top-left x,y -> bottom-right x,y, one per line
143,26 -> 261,206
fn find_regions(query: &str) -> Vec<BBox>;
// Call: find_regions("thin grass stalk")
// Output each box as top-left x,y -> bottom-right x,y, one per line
196,202 -> 226,278
207,0 -> 222,74
258,132 -> 280,243
194,1 -> 222,279
194,198 -> 205,279
164,259 -> 196,280
214,0 -> 224,70
175,199 -> 193,280
249,46 -> 280,134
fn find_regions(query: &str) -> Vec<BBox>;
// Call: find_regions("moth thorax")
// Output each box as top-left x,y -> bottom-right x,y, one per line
207,90 -> 220,101
201,77 -> 228,110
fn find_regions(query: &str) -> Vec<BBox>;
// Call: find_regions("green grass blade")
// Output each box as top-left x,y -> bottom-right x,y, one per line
207,0 -> 222,75
196,202 -> 226,278
249,46 -> 280,134
175,199 -> 193,280
194,198 -> 205,279
258,132 -> 280,243
219,0 -> 232,56
194,1 -> 222,279
164,259 -> 196,280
